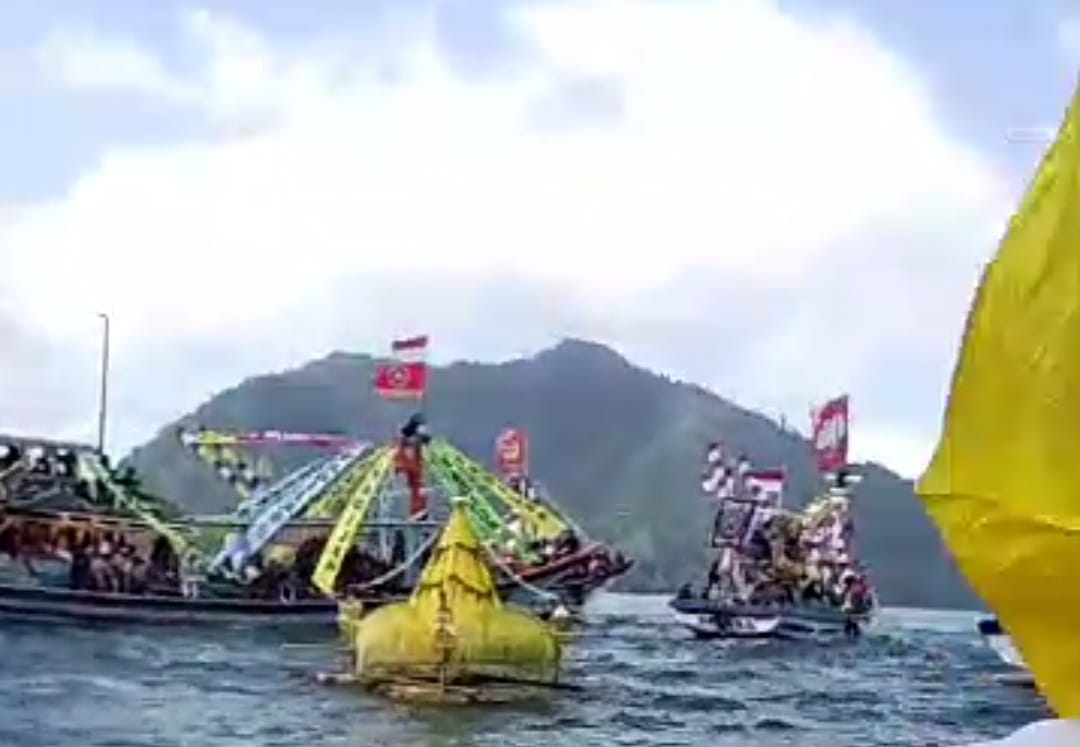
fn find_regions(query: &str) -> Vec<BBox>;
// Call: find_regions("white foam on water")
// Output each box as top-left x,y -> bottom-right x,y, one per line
962,720 -> 1080,746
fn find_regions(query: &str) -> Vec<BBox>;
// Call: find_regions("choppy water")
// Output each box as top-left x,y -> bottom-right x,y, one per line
0,594 -> 1050,747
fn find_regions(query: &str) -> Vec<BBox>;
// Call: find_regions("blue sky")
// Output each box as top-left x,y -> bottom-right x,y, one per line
0,0 -> 1076,476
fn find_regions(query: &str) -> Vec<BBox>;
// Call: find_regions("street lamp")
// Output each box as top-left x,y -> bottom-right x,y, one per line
97,312 -> 110,455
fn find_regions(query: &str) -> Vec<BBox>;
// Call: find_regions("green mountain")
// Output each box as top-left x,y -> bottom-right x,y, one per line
125,338 -> 979,609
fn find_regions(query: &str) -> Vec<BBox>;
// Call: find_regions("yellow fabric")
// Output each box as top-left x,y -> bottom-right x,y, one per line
348,502 -> 562,684
311,448 -> 394,596
304,448 -> 385,520
916,78 -> 1080,717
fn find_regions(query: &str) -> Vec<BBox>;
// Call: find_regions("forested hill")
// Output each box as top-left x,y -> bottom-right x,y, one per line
126,338 -> 979,609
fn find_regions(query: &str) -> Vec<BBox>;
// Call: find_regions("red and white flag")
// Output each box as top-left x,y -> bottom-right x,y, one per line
811,395 -> 849,474
374,335 -> 429,399
743,468 -> 785,505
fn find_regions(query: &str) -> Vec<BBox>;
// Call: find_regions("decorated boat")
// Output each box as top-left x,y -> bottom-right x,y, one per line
0,336 -> 630,626
668,396 -> 875,640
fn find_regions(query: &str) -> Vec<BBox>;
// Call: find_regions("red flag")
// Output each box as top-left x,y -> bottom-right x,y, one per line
375,335 -> 429,399
811,395 -> 849,473
495,428 -> 528,478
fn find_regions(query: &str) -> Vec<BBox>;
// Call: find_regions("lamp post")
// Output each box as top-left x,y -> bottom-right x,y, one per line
97,312 -> 110,455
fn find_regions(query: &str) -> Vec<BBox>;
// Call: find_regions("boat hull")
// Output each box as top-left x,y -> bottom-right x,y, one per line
977,616 -> 1032,674
0,582 -> 345,626
669,597 -> 870,640
0,547 -> 629,627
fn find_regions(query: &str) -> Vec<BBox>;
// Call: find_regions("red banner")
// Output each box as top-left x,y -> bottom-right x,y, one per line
495,428 -> 528,478
374,361 -> 427,399
811,395 -> 849,474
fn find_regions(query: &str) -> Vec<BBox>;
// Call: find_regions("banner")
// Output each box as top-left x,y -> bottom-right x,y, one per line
495,428 -> 529,478
811,395 -> 849,474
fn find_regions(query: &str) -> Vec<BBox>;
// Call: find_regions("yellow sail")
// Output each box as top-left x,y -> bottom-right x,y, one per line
916,77 -> 1080,717
348,497 -> 562,685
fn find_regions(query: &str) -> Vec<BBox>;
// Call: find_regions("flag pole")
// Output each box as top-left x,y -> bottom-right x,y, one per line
96,312 -> 111,456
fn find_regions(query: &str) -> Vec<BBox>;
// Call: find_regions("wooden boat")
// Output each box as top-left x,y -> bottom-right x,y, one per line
0,419 -> 631,628
669,431 -> 875,641
668,596 -> 867,640
0,542 -> 621,627
0,582 -> 347,626
977,616 -> 1028,670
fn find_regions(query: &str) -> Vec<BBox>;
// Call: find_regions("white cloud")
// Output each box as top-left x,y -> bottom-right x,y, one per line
34,27 -> 197,103
1,0 -> 1009,472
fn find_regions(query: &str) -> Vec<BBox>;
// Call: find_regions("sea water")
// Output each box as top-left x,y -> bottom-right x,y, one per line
0,594 -> 1049,746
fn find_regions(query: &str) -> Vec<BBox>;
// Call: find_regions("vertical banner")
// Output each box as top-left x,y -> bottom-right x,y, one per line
495,428 -> 529,479
811,395 -> 850,474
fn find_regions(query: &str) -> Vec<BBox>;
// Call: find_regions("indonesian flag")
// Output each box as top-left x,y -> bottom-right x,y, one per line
374,335 -> 429,399
744,468 -> 785,505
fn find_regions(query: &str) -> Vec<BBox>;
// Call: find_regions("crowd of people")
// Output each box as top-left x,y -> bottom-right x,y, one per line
0,518 -> 180,594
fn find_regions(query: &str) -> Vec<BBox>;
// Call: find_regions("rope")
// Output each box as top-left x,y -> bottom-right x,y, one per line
342,530 -> 441,594
478,541 -> 559,603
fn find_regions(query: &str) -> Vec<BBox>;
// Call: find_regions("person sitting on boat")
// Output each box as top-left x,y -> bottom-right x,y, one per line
703,555 -> 723,599
840,569 -> 873,614
110,540 -> 135,593
69,535 -> 93,590
587,548 -> 612,580
549,528 -> 580,559
148,535 -> 180,591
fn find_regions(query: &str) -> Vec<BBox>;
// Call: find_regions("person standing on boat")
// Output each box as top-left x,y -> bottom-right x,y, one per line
180,548 -> 205,599
396,413 -> 430,521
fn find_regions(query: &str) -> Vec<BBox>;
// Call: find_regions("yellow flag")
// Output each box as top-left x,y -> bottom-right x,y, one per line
917,78 -> 1080,716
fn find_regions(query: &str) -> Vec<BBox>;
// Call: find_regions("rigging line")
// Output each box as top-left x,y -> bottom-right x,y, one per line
422,450 -> 555,602
426,448 -> 508,545
437,441 -> 567,539
343,529 -> 441,594
477,539 -> 559,602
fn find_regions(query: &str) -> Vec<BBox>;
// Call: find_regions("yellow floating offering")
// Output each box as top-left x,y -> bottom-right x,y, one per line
345,497 -> 563,691
917,78 -> 1080,717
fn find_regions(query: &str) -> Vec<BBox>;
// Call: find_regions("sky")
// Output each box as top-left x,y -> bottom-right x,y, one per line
0,0 -> 1077,477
